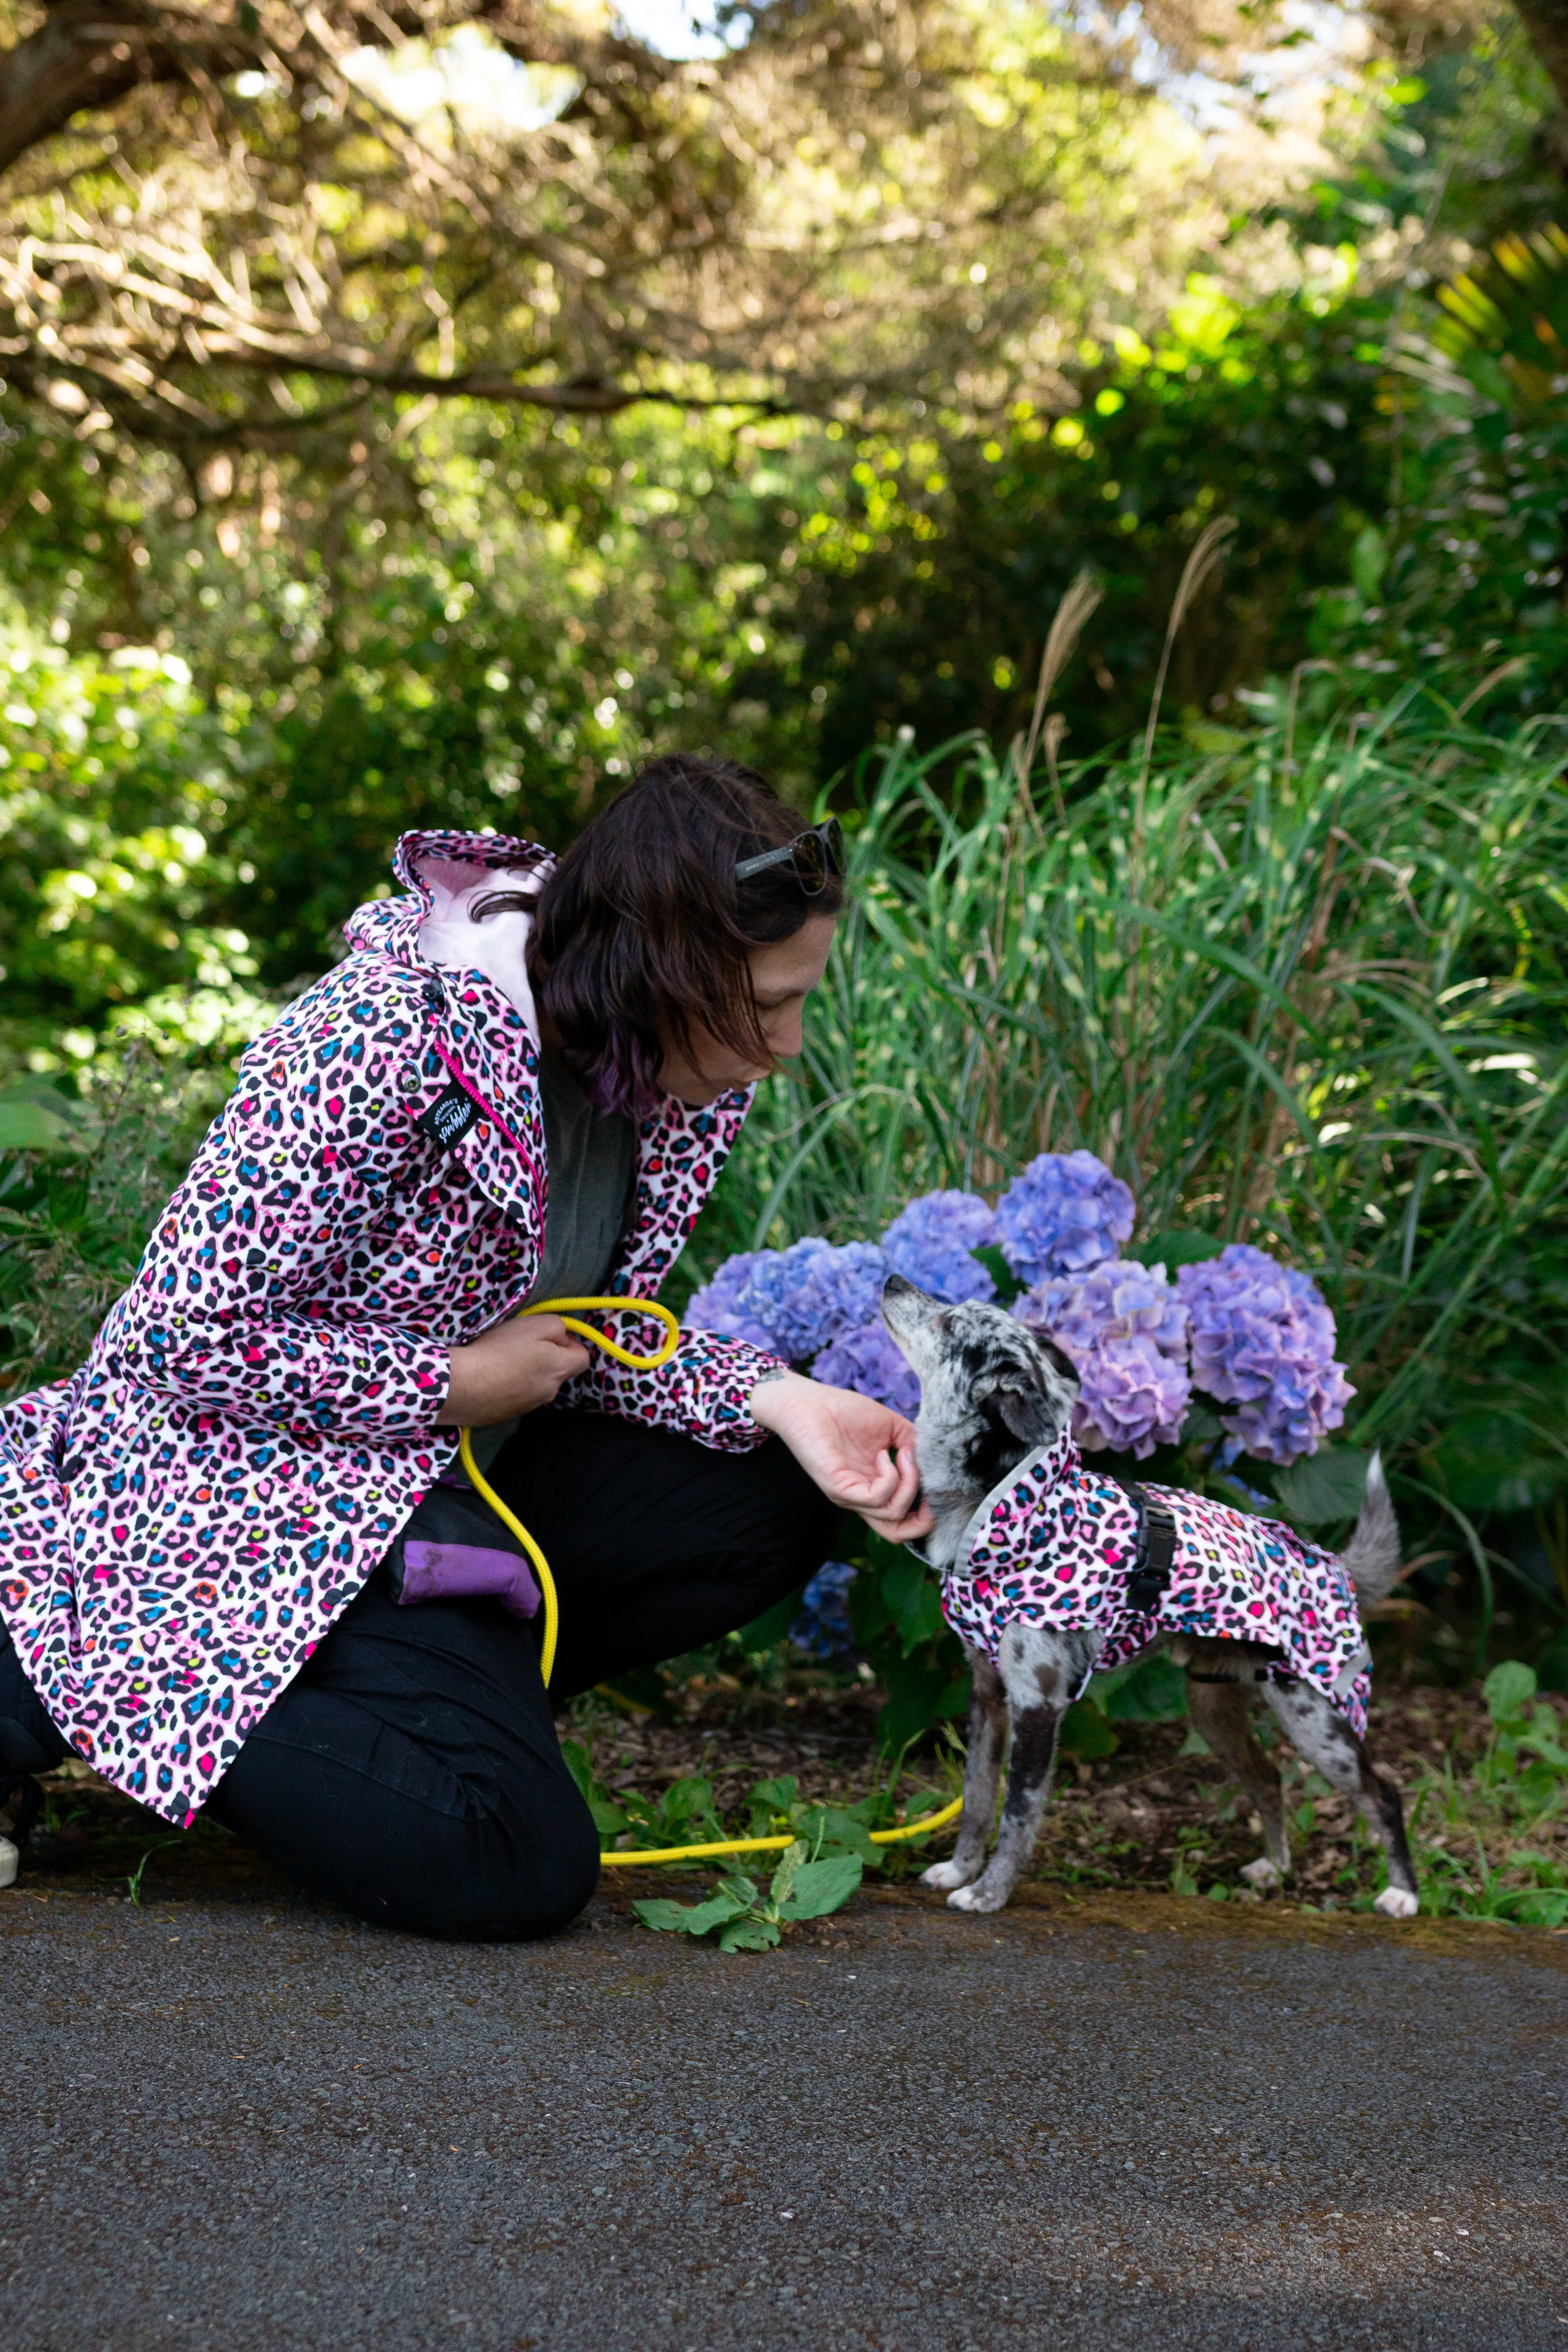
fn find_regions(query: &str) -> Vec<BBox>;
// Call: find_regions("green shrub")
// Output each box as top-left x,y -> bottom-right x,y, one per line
0,1050 -> 228,1396
0,640 -> 273,1071
677,686 -> 1568,1707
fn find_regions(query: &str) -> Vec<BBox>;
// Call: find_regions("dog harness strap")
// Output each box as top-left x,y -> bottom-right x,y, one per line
1121,1481 -> 1179,1616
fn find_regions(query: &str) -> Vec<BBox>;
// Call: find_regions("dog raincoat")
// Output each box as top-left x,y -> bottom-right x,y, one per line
939,1427 -> 1373,1737
0,830 -> 783,1825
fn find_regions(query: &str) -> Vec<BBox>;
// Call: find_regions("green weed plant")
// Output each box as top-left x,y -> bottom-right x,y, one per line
634,1841 -> 866,1954
1401,1662 -> 1568,1928
560,1730 -> 953,1947
0,1049 -> 229,1393
1148,1662 -> 1568,1921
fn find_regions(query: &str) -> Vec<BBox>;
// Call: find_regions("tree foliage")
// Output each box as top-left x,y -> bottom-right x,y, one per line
0,6 -> 1564,1041
0,0 -> 1221,451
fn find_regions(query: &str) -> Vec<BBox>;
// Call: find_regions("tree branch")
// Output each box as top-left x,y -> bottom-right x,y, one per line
176,352 -> 803,424
0,3 -> 260,178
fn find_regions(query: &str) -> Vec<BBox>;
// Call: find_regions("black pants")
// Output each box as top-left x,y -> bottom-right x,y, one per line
0,1411 -> 840,1942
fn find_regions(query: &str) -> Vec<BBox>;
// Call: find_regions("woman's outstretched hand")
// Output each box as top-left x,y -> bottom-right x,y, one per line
749,1370 -> 934,1544
436,1314 -> 592,1427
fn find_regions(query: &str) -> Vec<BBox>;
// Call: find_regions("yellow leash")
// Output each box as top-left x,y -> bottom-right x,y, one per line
458,1295 -> 684,1688
591,1807 -> 961,1867
456,1293 -> 962,1868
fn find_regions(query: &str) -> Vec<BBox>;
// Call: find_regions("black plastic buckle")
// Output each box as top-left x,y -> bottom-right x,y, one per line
1119,1479 -> 1178,1616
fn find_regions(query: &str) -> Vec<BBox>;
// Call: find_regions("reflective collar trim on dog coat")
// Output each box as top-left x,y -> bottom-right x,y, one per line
940,1432 -> 1373,1739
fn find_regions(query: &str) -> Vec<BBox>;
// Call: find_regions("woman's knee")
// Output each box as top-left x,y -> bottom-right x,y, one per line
213,1723 -> 603,1943
233,1801 -> 601,1944
408,1807 -> 602,1943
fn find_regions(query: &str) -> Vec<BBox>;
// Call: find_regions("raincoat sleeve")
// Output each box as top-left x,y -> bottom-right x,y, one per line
97,980 -> 452,1440
555,1320 -> 782,1455
549,1088 -> 785,1452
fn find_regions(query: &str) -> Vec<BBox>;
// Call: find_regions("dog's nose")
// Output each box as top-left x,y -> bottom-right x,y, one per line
881,1272 -> 919,1302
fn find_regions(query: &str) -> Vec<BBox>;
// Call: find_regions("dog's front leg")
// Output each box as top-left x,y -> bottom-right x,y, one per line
949,1628 -> 1099,1914
922,1644 -> 1005,1894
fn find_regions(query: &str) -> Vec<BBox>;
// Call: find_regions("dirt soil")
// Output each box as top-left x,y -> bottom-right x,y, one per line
561,1677 -> 1506,1905
14,1679 -> 1516,1911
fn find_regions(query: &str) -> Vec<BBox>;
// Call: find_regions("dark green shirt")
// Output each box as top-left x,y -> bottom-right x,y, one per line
525,1047 -> 639,1308
466,1046 -> 637,1471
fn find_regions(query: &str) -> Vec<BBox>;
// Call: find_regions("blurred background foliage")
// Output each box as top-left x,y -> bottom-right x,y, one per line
1,0 -> 1567,1687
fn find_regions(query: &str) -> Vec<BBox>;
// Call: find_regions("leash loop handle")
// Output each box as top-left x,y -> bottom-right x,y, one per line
457,1295 -> 680,1687
518,1294 -> 680,1371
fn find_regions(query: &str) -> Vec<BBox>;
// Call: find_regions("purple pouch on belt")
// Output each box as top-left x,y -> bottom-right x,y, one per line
398,1539 -> 540,1620
385,1480 -> 541,1620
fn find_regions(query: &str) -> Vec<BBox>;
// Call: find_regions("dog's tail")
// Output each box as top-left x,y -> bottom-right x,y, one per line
1339,1451 -> 1403,1601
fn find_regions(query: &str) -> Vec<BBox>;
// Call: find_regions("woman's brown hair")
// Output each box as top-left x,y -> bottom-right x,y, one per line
476,753 -> 843,1118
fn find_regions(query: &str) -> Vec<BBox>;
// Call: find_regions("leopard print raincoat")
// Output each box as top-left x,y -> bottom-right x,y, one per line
940,1428 -> 1374,1736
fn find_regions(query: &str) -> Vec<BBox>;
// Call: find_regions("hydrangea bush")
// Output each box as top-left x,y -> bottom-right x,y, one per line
880,1190 -> 997,1303
686,1150 -> 1353,1476
1176,1243 -> 1354,1465
790,1560 -> 859,1661
688,1237 -> 887,1361
993,1149 -> 1135,1286
682,1250 -> 778,1353
1015,1259 -> 1191,1459
810,1321 -> 922,1418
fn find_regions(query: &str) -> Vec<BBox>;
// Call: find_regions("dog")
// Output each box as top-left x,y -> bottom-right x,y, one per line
881,1274 -> 1419,1918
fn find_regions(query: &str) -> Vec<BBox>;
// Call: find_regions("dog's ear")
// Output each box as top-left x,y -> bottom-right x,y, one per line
1033,1334 -> 1080,1392
976,1374 -> 1058,1449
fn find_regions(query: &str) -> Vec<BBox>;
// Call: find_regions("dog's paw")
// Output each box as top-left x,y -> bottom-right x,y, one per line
1239,1857 -> 1283,1891
0,1837 -> 17,1891
948,1880 -> 1010,1914
921,1860 -> 975,1893
1374,1886 -> 1419,1919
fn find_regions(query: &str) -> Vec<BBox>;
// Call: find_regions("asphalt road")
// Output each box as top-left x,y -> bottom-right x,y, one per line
6,1872 -> 1567,2352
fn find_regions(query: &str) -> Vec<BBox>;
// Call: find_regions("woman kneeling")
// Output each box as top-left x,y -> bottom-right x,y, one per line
0,757 -> 927,1939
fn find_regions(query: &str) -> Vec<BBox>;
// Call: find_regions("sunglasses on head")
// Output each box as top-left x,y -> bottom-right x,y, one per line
734,818 -> 845,897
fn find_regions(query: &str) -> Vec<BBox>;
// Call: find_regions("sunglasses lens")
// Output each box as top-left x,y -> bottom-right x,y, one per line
821,817 -> 845,873
792,834 -> 826,893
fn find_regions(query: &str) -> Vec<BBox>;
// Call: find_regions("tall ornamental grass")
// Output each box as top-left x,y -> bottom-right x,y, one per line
693,691 -> 1568,1536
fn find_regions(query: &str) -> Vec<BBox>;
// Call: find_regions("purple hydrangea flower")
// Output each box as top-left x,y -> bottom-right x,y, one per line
791,1559 -> 859,1661
1015,1259 -> 1190,1459
880,1190 -> 997,1303
1177,1243 -> 1354,1466
704,1237 -> 890,1362
683,1250 -> 779,1353
728,1237 -> 831,1357
994,1150 -> 1136,1285
812,1320 -> 922,1418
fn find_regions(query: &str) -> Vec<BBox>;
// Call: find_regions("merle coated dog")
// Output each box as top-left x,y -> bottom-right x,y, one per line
882,1274 -> 1419,1917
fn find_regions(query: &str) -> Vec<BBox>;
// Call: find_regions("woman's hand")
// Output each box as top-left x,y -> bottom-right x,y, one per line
749,1371 -> 934,1544
435,1314 -> 592,1428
